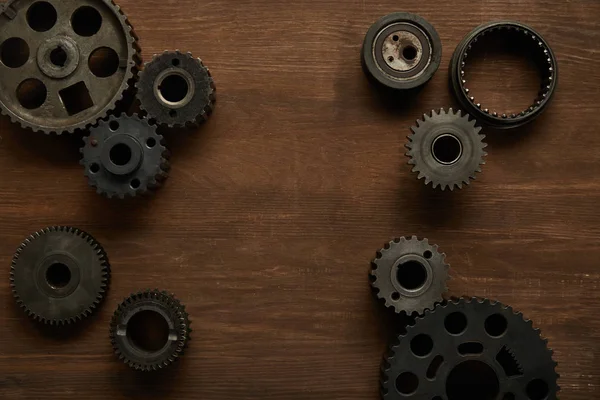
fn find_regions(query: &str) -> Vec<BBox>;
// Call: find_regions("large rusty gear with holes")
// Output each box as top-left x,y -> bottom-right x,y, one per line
0,0 -> 141,134
381,298 -> 559,400
370,236 -> 449,315
137,51 -> 215,128
80,114 -> 170,199
110,289 -> 191,371
406,108 -> 487,191
10,226 -> 110,325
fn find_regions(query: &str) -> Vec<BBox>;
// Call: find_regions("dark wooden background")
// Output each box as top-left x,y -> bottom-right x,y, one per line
1,0 -> 599,398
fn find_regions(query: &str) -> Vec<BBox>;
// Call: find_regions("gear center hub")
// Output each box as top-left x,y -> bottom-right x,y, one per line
446,360 -> 500,400
391,254 -> 433,297
382,30 -> 422,71
432,133 -> 463,165
36,36 -> 80,79
101,134 -> 143,176
36,253 -> 81,298
154,68 -> 195,109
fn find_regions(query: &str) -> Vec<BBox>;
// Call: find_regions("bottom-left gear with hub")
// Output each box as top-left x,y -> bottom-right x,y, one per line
10,226 -> 110,325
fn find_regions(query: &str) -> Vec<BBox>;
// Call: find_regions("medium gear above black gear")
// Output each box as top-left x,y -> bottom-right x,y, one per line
10,226 -> 110,325
110,289 -> 191,371
0,0 -> 141,134
406,108 -> 487,191
137,51 -> 215,128
380,298 -> 559,400
80,114 -> 170,199
370,236 -> 448,315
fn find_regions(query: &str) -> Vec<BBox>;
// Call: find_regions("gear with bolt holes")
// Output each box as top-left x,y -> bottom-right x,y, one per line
110,289 -> 191,371
137,51 -> 216,128
80,114 -> 170,199
0,0 -> 140,134
406,108 -> 487,191
380,298 -> 559,400
370,236 -> 448,315
10,226 -> 110,325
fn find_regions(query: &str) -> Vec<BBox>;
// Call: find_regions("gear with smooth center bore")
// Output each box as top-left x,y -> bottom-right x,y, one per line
380,298 -> 559,400
110,289 -> 191,371
137,51 -> 216,128
406,108 -> 487,191
0,0 -> 141,134
10,226 -> 110,325
80,114 -> 170,199
370,236 -> 448,315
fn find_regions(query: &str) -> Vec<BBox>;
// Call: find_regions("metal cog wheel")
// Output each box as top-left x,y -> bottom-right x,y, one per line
0,0 -> 141,134
10,226 -> 110,325
110,289 -> 191,371
370,236 -> 449,315
380,298 -> 559,400
80,114 -> 170,199
406,108 -> 487,191
136,50 -> 216,128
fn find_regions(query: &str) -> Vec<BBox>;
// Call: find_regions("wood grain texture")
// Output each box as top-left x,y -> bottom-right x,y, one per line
1,0 -> 599,398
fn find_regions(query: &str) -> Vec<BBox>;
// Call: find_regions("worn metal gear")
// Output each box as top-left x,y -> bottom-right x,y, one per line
137,51 -> 215,128
80,114 -> 170,199
380,298 -> 559,400
361,13 -> 441,91
10,226 -> 110,325
0,0 -> 141,134
450,21 -> 558,129
406,108 -> 487,191
370,236 -> 448,315
110,289 -> 191,371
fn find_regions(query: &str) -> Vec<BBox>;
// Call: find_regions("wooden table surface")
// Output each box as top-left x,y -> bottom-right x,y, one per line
1,0 -> 599,399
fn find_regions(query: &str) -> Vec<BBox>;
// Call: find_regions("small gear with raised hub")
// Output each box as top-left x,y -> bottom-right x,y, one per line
80,114 -> 170,199
406,108 -> 487,191
370,236 -> 449,315
10,226 -> 110,325
137,51 -> 215,128
380,298 -> 559,400
110,289 -> 191,371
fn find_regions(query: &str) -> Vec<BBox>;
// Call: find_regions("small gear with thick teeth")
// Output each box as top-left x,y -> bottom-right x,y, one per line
80,114 -> 170,199
110,289 -> 191,371
406,108 -> 487,191
380,298 -> 559,400
370,236 -> 449,315
10,226 -> 110,325
137,51 -> 216,128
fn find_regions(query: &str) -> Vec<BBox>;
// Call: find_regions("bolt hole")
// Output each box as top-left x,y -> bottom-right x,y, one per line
130,179 -> 141,189
410,334 -> 433,357
89,47 -> 119,78
16,78 -> 47,109
444,312 -> 468,335
169,110 -> 177,118
423,250 -> 433,259
27,1 -> 57,32
393,35 -> 399,41
172,58 -> 180,66
45,263 -> 71,289
396,260 -> 427,290
391,292 -> 400,301
71,6 -> 103,37
402,45 -> 418,61
388,56 -> 394,62
126,310 -> 169,352
526,379 -> 549,400
146,137 -> 157,148
109,143 -> 132,166
109,121 -> 119,131
432,134 -> 463,165
485,313 -> 508,337
50,47 -> 67,67
89,163 -> 100,173
395,372 -> 419,395
0,37 -> 30,68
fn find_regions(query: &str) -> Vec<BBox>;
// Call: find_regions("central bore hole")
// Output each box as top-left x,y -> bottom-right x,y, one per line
432,134 -> 462,165
109,143 -> 132,166
127,310 -> 170,352
50,46 -> 67,67
159,74 -> 189,104
403,45 -> 417,60
46,263 -> 71,289
446,360 -> 499,400
397,260 -> 427,290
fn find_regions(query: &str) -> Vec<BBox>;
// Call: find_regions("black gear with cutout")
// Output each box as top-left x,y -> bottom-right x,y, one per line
80,114 -> 170,199
110,290 -> 191,371
10,226 -> 110,325
370,236 -> 448,315
381,298 -> 559,400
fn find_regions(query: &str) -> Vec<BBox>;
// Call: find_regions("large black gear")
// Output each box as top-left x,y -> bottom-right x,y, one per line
0,0 -> 141,134
80,114 -> 170,199
381,298 -> 559,400
370,236 -> 448,315
110,289 -> 191,371
137,51 -> 215,128
406,108 -> 487,191
10,226 -> 110,325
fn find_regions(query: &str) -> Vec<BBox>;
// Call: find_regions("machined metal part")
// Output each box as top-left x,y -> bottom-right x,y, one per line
137,51 -> 215,128
0,0 -> 141,134
80,114 -> 170,199
380,298 -> 559,400
110,289 -> 191,371
361,13 -> 441,90
449,21 -> 558,129
10,226 -> 110,325
370,236 -> 448,315
406,109 -> 487,191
